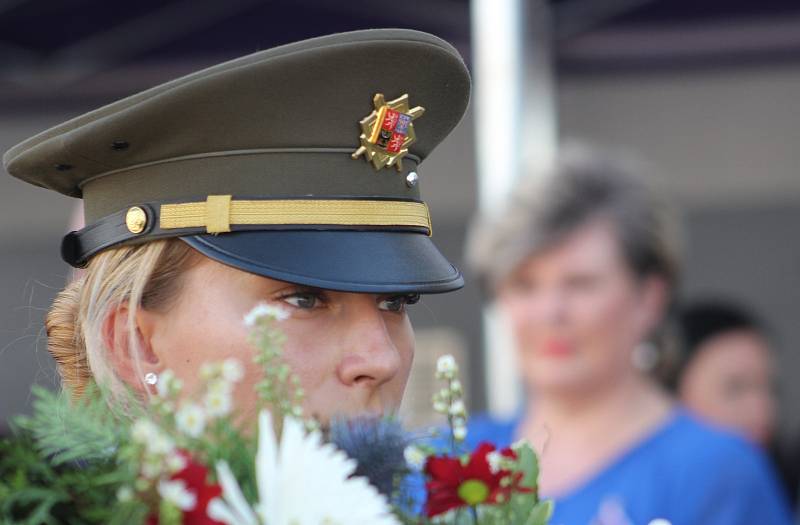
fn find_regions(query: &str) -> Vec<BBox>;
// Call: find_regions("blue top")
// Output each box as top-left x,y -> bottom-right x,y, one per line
464,409 -> 793,525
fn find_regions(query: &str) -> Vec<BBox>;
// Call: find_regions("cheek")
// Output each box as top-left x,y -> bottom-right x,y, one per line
156,302 -> 253,383
682,364 -> 731,415
279,321 -> 337,391
572,289 -> 643,362
389,316 -> 415,383
499,297 -> 536,345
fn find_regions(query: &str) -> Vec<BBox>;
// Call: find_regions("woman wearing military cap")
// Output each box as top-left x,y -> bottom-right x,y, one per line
4,29 -> 469,423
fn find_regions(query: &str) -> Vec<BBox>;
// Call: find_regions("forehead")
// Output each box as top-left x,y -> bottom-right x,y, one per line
518,218 -> 625,274
697,330 -> 773,364
185,254 -> 390,300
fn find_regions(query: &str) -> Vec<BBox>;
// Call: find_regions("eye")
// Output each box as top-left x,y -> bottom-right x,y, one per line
507,274 -> 536,294
280,291 -> 324,310
378,293 -> 420,313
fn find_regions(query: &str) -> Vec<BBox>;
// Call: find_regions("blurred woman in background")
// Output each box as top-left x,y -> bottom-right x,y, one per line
670,299 -> 798,510
466,146 -> 792,525
672,300 -> 777,446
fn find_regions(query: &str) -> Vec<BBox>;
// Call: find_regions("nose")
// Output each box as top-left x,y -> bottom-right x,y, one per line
521,286 -> 568,327
336,297 -> 403,389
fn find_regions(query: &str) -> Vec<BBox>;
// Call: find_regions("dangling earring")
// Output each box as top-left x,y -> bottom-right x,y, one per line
144,372 -> 159,385
632,341 -> 659,372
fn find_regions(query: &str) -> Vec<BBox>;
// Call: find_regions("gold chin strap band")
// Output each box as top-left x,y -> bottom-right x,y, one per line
159,195 -> 432,235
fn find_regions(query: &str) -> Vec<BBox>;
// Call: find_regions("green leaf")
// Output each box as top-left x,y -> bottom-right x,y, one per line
523,500 -> 554,525
514,442 -> 540,489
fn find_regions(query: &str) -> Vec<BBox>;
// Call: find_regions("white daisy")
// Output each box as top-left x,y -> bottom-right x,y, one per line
244,302 -> 290,327
156,369 -> 182,398
487,450 -> 503,474
208,410 -> 399,525
449,399 -> 467,417
176,403 -> 206,438
435,354 -> 458,379
221,358 -> 245,382
146,430 -> 176,456
158,479 -> 197,511
403,445 -> 427,471
166,452 -> 188,473
131,418 -> 159,444
205,388 -> 233,418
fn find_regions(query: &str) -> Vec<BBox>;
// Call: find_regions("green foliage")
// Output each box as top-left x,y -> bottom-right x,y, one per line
0,387 -> 145,524
250,319 -> 304,420
14,385 -> 130,466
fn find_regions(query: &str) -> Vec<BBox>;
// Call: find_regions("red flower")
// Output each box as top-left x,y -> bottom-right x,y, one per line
147,451 -> 224,525
424,442 -> 529,518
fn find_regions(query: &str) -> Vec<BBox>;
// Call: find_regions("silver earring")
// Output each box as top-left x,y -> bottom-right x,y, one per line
144,372 -> 158,385
632,341 -> 659,372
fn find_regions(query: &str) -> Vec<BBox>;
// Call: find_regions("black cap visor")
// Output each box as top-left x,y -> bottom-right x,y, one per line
181,230 -> 463,294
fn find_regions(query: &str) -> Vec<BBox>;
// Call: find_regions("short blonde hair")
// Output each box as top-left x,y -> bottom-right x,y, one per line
46,239 -> 200,402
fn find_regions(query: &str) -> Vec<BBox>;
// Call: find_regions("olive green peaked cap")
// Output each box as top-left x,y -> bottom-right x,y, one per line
4,29 -> 470,293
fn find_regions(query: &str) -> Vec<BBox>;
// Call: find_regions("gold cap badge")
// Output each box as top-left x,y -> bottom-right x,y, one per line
352,94 -> 425,171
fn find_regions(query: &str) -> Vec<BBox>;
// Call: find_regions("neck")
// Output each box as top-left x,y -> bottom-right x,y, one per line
523,372 -> 672,441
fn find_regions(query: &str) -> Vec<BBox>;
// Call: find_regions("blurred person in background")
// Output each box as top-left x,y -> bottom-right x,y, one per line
669,300 -> 798,509
672,300 -> 776,446
465,146 -> 792,525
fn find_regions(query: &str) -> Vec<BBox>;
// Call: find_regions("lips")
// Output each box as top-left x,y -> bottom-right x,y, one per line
540,339 -> 574,357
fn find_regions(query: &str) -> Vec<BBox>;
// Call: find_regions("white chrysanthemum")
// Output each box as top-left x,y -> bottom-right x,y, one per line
208,410 -> 399,525
449,399 -> 466,417
221,359 -> 245,382
156,369 -> 182,398
147,431 -> 175,456
116,486 -> 134,502
167,452 -> 188,473
435,354 -> 457,379
487,450 -> 503,474
176,403 -> 207,438
403,445 -> 427,471
453,425 -> 467,442
131,419 -> 159,444
244,302 -> 291,326
205,388 -> 233,418
141,457 -> 165,479
208,378 -> 234,396
158,479 -> 197,511
200,363 -> 217,381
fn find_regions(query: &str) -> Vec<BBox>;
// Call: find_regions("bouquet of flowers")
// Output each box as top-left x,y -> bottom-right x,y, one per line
0,305 -> 552,525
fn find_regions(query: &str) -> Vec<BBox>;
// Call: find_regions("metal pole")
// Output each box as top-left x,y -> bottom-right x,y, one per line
471,0 -> 557,417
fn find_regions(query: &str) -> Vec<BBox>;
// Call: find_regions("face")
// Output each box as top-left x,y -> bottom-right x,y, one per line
679,330 -> 776,446
133,256 -> 417,424
497,219 -> 665,397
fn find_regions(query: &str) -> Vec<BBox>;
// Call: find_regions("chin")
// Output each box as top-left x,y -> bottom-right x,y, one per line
526,362 -> 596,396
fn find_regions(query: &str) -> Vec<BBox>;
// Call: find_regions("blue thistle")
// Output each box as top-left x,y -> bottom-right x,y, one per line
329,416 -> 411,497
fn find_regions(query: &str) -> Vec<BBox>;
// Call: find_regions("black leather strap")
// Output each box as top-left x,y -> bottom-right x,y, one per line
60,200 -> 429,268
61,203 -> 159,267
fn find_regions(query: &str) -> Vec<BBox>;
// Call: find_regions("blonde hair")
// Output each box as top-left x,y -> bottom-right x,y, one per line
45,239 -> 200,401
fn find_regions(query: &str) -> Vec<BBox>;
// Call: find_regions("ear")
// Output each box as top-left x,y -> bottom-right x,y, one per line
635,274 -> 669,340
103,304 -> 160,393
